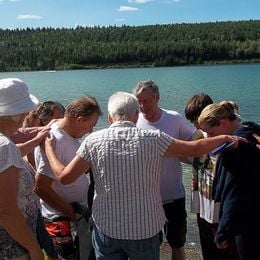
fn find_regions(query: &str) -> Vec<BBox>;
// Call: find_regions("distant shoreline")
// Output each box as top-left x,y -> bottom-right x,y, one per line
1,60 -> 260,73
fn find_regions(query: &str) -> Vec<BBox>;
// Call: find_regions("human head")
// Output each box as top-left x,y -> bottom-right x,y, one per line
198,101 -> 240,137
185,93 -> 213,129
23,104 -> 41,127
133,79 -> 160,97
0,78 -> 38,133
0,78 -> 38,117
108,92 -> 140,123
132,80 -> 160,121
37,101 -> 65,126
65,95 -> 102,137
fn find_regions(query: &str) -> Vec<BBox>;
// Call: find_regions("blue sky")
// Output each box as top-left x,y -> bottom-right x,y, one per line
0,0 -> 259,29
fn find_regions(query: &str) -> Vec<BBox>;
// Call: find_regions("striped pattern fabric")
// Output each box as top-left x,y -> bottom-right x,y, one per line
77,121 -> 173,240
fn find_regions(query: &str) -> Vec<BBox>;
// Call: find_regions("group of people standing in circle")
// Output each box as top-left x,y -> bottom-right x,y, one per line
0,77 -> 259,260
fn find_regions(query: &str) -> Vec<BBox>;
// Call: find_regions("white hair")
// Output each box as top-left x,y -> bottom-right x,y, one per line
108,92 -> 140,121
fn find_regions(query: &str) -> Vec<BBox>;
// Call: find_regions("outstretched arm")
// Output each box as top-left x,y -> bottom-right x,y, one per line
164,134 -> 246,157
16,127 -> 50,157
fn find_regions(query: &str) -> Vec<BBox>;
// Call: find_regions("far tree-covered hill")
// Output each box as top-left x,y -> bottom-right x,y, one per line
0,20 -> 259,71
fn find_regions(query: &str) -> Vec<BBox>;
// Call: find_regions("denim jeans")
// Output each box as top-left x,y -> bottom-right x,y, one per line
92,225 -> 160,260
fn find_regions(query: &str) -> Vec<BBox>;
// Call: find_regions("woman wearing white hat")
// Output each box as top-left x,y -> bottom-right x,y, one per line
0,78 -> 46,260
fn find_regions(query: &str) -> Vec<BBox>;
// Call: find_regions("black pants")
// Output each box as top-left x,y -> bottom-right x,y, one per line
235,228 -> 260,260
197,215 -> 238,260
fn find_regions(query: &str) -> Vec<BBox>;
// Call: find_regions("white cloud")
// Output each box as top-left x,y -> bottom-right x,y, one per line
0,0 -> 20,4
17,14 -> 42,20
117,6 -> 138,12
128,0 -> 155,3
0,0 -> 21,3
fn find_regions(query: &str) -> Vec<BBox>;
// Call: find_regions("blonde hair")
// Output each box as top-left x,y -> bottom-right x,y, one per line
22,104 -> 41,127
198,101 -> 240,128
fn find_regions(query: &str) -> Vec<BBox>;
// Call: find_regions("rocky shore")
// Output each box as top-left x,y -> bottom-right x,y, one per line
160,241 -> 202,260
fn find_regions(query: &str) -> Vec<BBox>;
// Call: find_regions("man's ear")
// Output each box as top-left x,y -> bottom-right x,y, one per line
133,111 -> 139,124
77,116 -> 85,123
108,114 -> 113,124
156,94 -> 160,103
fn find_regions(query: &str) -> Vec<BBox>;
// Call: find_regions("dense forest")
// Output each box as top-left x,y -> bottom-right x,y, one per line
0,20 -> 259,71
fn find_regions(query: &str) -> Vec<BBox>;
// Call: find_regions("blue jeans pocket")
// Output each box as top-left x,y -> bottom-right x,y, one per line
93,225 -> 113,249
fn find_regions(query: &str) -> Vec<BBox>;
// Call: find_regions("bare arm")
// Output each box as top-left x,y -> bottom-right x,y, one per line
34,174 -> 76,221
45,135 -> 90,184
10,127 -> 39,144
0,166 -> 44,260
17,127 -> 50,157
164,134 -> 246,157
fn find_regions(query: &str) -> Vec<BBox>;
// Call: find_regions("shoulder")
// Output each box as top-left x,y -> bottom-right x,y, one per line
50,122 -> 62,136
82,128 -> 108,145
162,109 -> 193,136
162,109 -> 190,126
162,109 -> 182,119
0,135 -> 16,155
89,128 -> 107,138
50,123 -> 69,142
0,136 -> 24,173
234,122 -> 260,150
237,122 -> 260,138
141,128 -> 161,136
191,129 -> 205,141
142,128 -> 173,142
220,123 -> 260,169
0,134 -> 10,146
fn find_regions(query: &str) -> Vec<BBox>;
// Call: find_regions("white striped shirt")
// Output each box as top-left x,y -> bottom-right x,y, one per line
77,121 -> 174,240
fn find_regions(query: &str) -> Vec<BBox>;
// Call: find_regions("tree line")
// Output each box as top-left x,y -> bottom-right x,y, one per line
0,20 -> 259,72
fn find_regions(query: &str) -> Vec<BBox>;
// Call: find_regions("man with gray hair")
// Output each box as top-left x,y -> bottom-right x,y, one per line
44,91 -> 243,260
133,80 -> 194,260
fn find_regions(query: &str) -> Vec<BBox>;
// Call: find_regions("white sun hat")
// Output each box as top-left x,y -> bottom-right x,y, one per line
0,78 -> 39,116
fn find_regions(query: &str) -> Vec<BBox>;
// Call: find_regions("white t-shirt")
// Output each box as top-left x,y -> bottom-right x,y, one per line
36,122 -> 89,220
136,109 -> 193,203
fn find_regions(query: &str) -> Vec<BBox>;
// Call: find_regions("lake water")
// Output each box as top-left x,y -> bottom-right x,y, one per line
1,64 -> 259,128
1,64 -> 259,253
